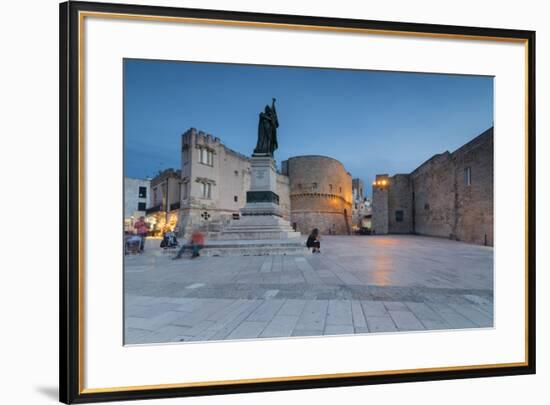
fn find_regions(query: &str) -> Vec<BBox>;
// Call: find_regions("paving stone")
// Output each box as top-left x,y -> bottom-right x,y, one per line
278,299 -> 307,316
333,271 -> 363,285
180,319 -> 218,337
388,310 -> 425,331
177,298 -> 209,313
360,300 -> 389,317
351,300 -> 368,329
366,316 -> 397,333
149,324 -> 193,343
247,300 -> 285,322
324,324 -> 354,335
428,303 -> 478,329
125,311 -> 184,331
383,301 -> 409,311
124,327 -> 154,344
260,259 -> 273,273
185,283 -> 205,289
171,299 -> 233,327
260,315 -> 300,338
447,303 -> 493,327
207,300 -> 264,341
474,303 -> 494,317
291,329 -> 323,337
226,321 -> 269,340
326,300 -> 353,326
294,300 -> 329,332
405,302 -> 452,330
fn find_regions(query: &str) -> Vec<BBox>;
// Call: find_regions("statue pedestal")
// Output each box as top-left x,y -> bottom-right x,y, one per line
241,154 -> 283,217
213,154 -> 306,255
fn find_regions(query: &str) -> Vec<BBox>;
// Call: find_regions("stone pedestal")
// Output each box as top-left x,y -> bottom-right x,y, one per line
213,154 -> 306,255
241,154 -> 283,217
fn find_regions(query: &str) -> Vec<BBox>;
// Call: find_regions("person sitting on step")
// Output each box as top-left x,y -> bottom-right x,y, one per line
172,229 -> 205,260
306,228 -> 321,253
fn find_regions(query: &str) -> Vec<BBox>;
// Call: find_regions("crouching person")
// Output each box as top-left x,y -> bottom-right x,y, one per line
172,229 -> 205,260
306,228 -> 321,253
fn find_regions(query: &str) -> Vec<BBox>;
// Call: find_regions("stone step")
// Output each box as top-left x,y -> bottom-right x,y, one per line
221,228 -> 297,234
225,225 -> 294,231
218,231 -> 301,240
202,245 -> 309,257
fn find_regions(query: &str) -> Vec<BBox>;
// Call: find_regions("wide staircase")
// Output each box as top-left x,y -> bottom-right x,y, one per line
203,215 -> 307,256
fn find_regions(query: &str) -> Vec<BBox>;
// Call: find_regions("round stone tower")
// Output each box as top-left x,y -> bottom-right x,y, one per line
282,155 -> 353,235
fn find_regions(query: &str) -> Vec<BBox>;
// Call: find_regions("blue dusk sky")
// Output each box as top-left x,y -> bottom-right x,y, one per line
124,59 -> 493,197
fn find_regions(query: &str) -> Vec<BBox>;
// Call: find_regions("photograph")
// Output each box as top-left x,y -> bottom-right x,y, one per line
123,59 -> 495,345
1,0 -> 544,402
56,1 -> 536,402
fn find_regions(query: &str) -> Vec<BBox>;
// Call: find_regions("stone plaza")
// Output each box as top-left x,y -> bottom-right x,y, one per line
124,235 -> 493,344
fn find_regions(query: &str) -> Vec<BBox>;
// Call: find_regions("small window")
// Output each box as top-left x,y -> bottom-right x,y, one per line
208,150 -> 214,166
182,183 -> 188,200
234,170 -> 239,176
424,203 -> 430,210
199,148 -> 214,166
329,184 -> 333,192
395,210 -> 404,222
200,182 -> 211,199
339,187 -> 342,193
137,202 -> 146,211
138,186 -> 147,198
234,195 -> 238,202
312,182 -> 317,190
464,167 -> 471,186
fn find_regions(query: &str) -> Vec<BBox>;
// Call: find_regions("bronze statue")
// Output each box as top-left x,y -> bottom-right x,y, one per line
254,98 -> 279,156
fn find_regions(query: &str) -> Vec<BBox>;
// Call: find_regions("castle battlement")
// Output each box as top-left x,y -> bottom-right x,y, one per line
182,127 -> 221,147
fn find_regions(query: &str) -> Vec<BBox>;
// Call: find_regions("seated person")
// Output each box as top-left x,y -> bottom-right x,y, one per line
173,230 -> 205,259
306,228 -> 321,253
125,234 -> 142,255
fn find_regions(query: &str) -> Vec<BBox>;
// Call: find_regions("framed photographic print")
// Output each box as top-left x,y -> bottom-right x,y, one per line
60,1 -> 536,403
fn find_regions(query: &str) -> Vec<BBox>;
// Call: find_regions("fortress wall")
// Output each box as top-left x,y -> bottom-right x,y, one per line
284,155 -> 352,235
372,174 -> 389,234
452,128 -> 494,245
388,174 -> 413,234
410,152 -> 456,238
372,128 -> 494,246
276,173 -> 291,220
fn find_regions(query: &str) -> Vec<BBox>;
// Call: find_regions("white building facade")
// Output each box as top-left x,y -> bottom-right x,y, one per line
178,128 -> 290,239
123,177 -> 151,232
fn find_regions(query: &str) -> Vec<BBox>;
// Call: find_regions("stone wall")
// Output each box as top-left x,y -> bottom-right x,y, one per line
371,128 -> 493,246
372,174 -> 389,234
388,174 -> 413,234
411,153 -> 455,238
283,155 -> 352,235
276,173 -> 291,221
452,129 -> 494,245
